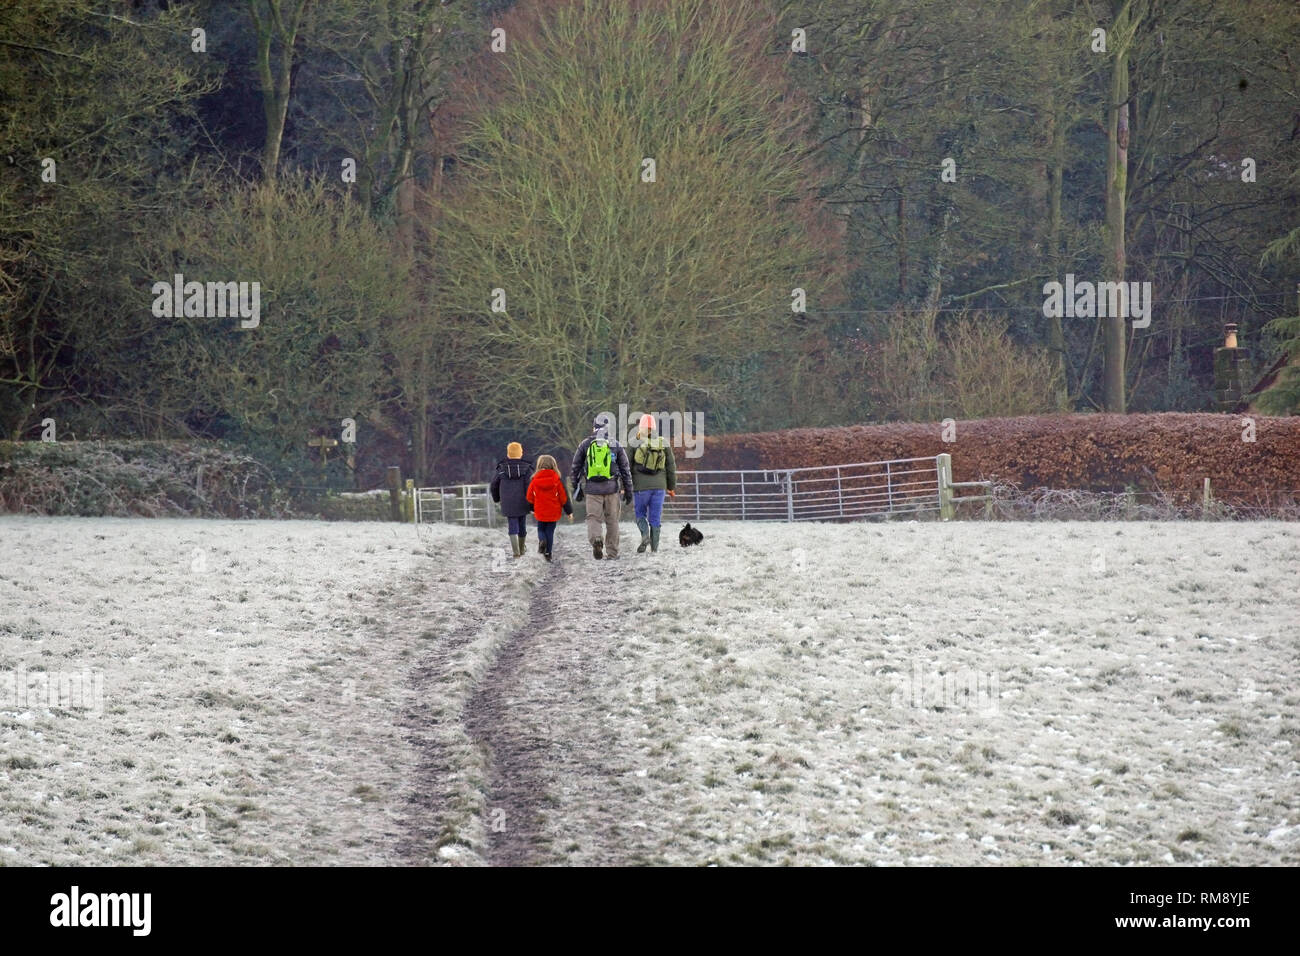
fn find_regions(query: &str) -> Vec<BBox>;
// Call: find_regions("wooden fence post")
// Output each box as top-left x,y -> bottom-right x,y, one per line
936,454 -> 954,521
404,478 -> 415,523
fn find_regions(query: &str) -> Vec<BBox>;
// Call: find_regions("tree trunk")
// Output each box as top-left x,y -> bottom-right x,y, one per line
1046,95 -> 1069,408
1103,0 -> 1135,412
924,196 -> 955,313
252,25 -> 277,176
414,349 -> 429,486
267,46 -> 293,175
249,1 -> 307,181
396,174 -> 415,256
897,193 -> 908,298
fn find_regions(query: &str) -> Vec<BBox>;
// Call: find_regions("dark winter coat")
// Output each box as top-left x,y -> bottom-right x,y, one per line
490,457 -> 535,517
629,435 -> 677,492
526,469 -> 573,522
571,435 -> 633,498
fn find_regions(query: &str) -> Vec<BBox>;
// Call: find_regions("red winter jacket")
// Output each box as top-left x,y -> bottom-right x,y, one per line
526,469 -> 573,522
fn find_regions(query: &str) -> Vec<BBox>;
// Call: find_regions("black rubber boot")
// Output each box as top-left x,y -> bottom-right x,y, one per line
636,517 -> 650,553
592,539 -> 603,559
650,526 -> 661,553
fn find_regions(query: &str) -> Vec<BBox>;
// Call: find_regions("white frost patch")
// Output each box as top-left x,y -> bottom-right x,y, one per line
0,514 -> 535,865
3,516 -> 1296,866
499,519 -> 1300,865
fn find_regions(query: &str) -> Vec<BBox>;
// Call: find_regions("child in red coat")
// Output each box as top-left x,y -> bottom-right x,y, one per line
525,454 -> 573,561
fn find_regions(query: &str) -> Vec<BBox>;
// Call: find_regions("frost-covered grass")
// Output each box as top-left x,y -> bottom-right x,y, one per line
1,515 -> 1296,866
0,515 -> 535,865
491,520 -> 1300,866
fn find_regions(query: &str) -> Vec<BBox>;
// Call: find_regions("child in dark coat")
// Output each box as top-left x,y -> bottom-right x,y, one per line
525,454 -> 573,561
490,441 -> 534,558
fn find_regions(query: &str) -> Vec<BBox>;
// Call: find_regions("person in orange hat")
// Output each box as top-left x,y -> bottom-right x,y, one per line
490,441 -> 534,558
630,413 -> 676,553
525,454 -> 573,561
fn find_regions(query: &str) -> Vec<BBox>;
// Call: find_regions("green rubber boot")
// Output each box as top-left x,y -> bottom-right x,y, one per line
636,517 -> 650,553
509,535 -> 521,557
649,526 -> 661,553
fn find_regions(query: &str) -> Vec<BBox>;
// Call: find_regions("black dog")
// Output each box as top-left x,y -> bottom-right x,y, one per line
679,522 -> 704,547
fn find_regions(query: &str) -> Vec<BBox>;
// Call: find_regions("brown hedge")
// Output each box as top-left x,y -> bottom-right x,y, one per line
686,413 -> 1300,501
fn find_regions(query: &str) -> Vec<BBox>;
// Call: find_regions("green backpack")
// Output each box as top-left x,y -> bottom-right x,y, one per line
586,438 -> 613,480
634,436 -> 666,474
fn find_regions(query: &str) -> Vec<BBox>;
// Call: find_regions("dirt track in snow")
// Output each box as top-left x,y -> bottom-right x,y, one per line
462,562 -> 562,865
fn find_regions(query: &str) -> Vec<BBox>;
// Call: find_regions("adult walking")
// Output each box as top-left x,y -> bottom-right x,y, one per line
489,441 -> 534,558
571,415 -> 633,559
630,413 -> 676,553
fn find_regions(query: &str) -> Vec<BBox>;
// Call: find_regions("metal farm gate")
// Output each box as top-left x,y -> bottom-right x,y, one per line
662,454 -> 990,522
411,455 -> 989,526
412,483 -> 497,527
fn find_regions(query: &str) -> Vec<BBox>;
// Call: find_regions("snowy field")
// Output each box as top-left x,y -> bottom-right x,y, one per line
1,514 -> 1296,866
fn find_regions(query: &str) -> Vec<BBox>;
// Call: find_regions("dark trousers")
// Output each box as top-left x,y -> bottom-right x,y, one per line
536,521 -> 556,553
508,515 -> 527,537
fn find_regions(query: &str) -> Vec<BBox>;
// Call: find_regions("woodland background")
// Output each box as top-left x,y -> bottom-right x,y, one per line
2,0 -> 1298,487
